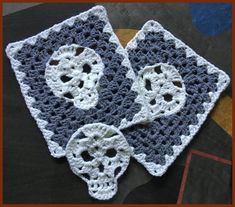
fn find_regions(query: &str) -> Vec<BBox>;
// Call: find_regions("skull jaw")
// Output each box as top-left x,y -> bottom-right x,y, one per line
87,178 -> 118,200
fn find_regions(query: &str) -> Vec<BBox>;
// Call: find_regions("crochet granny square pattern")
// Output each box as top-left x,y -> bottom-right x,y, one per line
123,20 -> 230,176
6,5 -> 149,157
5,5 -> 230,200
5,6 -> 149,200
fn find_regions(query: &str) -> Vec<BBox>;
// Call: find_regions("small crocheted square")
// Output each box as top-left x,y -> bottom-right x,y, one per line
123,20 -> 230,176
5,6 -> 148,158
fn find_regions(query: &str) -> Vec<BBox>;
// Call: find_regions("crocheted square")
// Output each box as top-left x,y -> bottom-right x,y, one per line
123,20 -> 230,176
5,6 -> 148,158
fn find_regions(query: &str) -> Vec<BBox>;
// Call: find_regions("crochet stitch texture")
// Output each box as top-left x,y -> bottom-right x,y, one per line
66,123 -> 131,200
5,6 -> 149,158
5,6 -> 149,200
5,5 -> 230,200
123,20 -> 230,176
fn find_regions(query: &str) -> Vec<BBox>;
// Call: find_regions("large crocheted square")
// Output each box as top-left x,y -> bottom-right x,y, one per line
5,6 -> 149,158
123,20 -> 230,176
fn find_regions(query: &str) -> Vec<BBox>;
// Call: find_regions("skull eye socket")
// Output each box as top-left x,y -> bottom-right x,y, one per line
81,151 -> 93,162
105,148 -> 117,158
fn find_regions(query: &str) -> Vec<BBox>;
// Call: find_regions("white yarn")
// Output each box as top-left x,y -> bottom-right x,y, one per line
137,63 -> 186,120
66,123 -> 131,200
5,5 -> 230,199
5,5 -> 149,158
45,44 -> 104,110
126,20 -> 230,176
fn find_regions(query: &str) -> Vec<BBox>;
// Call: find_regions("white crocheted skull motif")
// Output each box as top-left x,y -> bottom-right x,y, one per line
138,63 -> 186,119
45,44 -> 104,110
65,123 -> 131,200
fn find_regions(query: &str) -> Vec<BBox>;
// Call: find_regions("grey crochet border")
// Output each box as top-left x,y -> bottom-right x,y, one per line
126,20 -> 230,176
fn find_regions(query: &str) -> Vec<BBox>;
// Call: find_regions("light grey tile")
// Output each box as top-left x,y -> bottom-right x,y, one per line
3,3 -> 42,16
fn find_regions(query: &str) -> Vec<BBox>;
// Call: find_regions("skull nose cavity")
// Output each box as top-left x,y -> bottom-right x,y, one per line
163,93 -> 173,102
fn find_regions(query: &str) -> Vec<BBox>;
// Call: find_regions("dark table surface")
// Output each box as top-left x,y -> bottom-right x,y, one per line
3,3 -> 232,204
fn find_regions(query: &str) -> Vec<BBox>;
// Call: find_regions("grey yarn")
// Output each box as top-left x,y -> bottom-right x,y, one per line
123,28 -> 225,173
12,14 -> 144,149
5,6 -> 230,198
